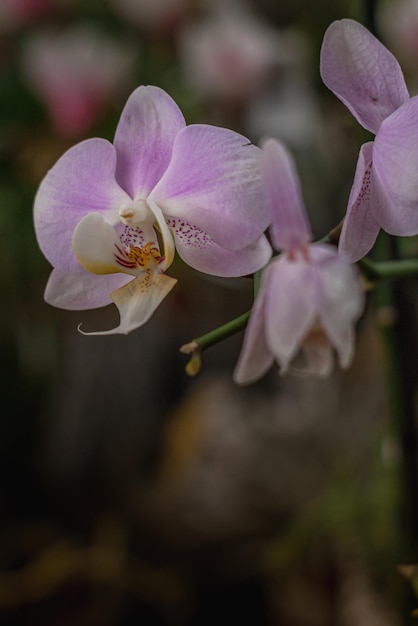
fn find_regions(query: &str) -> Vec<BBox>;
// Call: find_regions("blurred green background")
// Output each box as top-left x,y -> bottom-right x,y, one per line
0,0 -> 417,624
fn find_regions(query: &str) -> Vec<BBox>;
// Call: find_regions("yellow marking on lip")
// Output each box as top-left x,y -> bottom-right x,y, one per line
127,242 -> 162,268
74,250 -> 123,275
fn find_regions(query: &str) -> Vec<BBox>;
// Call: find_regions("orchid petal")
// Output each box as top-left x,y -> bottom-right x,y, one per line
233,280 -> 274,385
113,85 -> 186,199
312,245 -> 364,369
34,138 -> 130,273
264,258 -> 317,374
79,273 -> 177,335
372,95 -> 418,235
150,124 -> 269,250
300,331 -> 334,377
320,19 -> 409,133
45,268 -> 131,310
339,142 -> 381,262
261,138 -> 311,251
72,212 -> 142,276
168,217 -> 272,276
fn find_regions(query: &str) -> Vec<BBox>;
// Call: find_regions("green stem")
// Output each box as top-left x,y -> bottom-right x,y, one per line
359,257 -> 418,281
179,253 -> 418,376
180,272 -> 262,376
185,310 -> 250,353
180,310 -> 251,376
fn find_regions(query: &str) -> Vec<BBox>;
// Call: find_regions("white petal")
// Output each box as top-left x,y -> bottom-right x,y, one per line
264,257 -> 318,373
311,245 -> 364,369
300,330 -> 334,377
73,212 -> 134,275
45,268 -> 130,310
79,272 -> 177,335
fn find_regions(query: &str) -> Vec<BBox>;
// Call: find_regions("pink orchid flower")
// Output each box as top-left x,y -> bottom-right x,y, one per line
0,0 -> 52,30
320,18 -> 418,262
179,8 -> 280,104
34,85 -> 272,335
233,139 -> 364,384
110,0 -> 189,33
22,26 -> 136,138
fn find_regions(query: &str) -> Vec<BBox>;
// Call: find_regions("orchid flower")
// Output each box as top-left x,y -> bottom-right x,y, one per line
179,7 -> 281,104
34,85 -> 272,335
22,26 -> 136,138
320,18 -> 418,262
233,139 -> 364,384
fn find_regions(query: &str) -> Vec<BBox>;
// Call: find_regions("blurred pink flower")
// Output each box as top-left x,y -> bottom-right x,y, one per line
21,25 -> 136,138
0,0 -> 53,29
379,0 -> 418,76
110,0 -> 189,33
179,7 -> 280,104
234,139 -> 364,383
245,29 -> 319,150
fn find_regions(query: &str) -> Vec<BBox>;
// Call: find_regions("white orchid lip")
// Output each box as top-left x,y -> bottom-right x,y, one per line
117,197 -> 175,272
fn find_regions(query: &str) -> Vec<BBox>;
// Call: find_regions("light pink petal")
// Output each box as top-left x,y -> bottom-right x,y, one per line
233,276 -> 274,385
372,95 -> 418,235
113,85 -> 186,199
264,257 -> 318,374
261,138 -> 311,252
45,268 -> 131,310
320,19 -> 409,134
311,245 -> 364,369
150,124 -> 270,251
300,331 -> 334,377
339,142 -> 381,262
79,272 -> 177,335
34,138 -> 130,273
168,218 -> 272,277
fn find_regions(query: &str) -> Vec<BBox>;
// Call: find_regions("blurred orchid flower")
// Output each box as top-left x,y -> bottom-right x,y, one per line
0,0 -> 52,30
234,139 -> 364,383
179,7 -> 280,105
379,0 -> 418,77
21,25 -> 136,138
321,18 -> 418,262
34,85 -> 272,335
110,0 -> 189,33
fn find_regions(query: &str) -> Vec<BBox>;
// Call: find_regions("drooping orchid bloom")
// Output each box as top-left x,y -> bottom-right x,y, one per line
233,139 -> 364,384
320,18 -> 418,262
34,85 -> 272,334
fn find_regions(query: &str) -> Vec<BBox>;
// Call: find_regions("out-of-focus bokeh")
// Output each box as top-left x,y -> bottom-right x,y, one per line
1,0 -> 417,624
